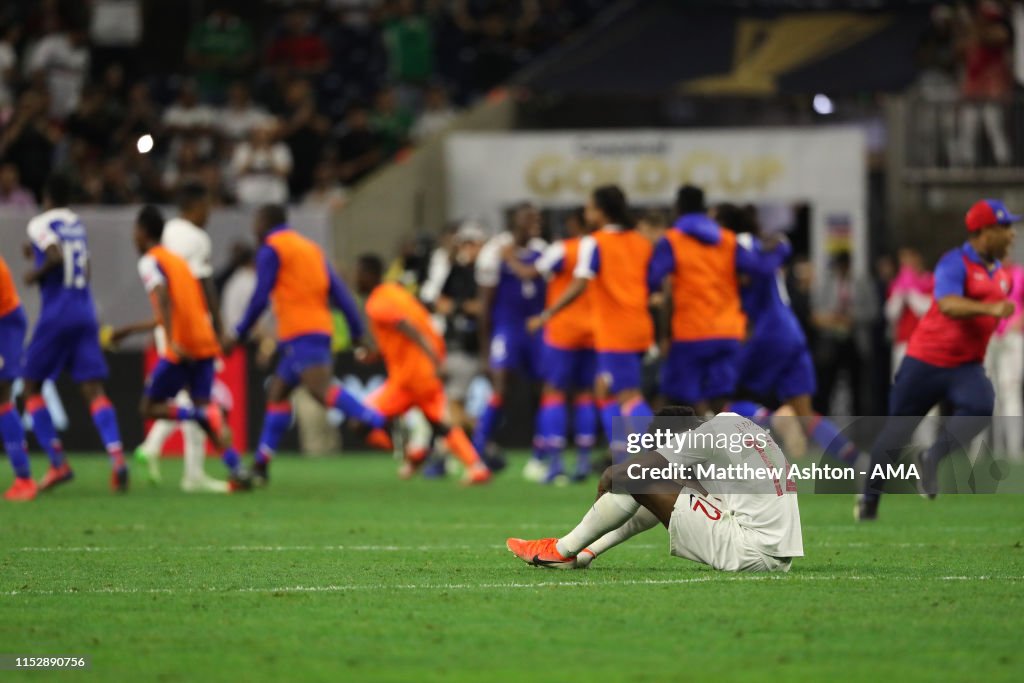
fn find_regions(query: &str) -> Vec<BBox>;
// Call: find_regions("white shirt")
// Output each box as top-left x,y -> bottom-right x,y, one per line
136,253 -> 165,292
230,142 -> 292,206
217,105 -> 272,141
475,232 -> 547,287
24,34 -> 89,119
658,413 -> 804,558
162,217 -> 213,279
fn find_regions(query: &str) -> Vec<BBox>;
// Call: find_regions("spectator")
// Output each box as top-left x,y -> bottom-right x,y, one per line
912,3 -> 958,167
217,81 -> 272,144
279,79 -> 330,198
230,119 -> 292,206
0,162 -> 37,209
370,86 -> 413,157
162,79 -> 218,159
0,89 -> 59,199
115,81 -> 160,151
383,0 -> 436,87
186,7 -> 255,102
162,137 -> 206,198
956,0 -> 1013,166
333,103 -> 383,185
23,20 -> 89,119
411,83 -> 458,142
302,161 -> 348,210
0,23 -> 19,115
267,8 -> 330,79
66,85 -> 117,161
323,2 -> 388,118
98,156 -> 140,204
199,161 -> 232,207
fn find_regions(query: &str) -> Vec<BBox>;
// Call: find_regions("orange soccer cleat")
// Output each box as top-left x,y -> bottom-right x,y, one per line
5,477 -> 38,502
38,463 -> 74,492
505,537 -> 578,569
462,464 -> 492,486
365,428 -> 393,451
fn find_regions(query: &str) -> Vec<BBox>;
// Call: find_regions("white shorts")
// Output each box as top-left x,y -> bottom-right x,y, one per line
668,491 -> 792,573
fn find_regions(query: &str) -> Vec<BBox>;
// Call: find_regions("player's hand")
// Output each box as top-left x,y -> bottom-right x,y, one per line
991,301 -> 1016,319
354,345 -> 380,364
499,243 -> 516,262
526,312 -> 548,333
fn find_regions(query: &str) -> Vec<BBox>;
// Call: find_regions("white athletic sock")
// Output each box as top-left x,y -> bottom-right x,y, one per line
182,422 -> 207,481
556,493 -> 640,557
586,507 -> 660,558
141,419 -> 178,457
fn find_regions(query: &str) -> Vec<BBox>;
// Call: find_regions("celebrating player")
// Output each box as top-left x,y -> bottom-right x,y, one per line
503,208 -> 598,482
21,175 -> 128,493
506,406 -> 803,572
647,187 -> 790,415
113,184 -> 227,492
224,204 -> 387,484
354,254 -> 491,484
0,254 -> 34,501
473,203 -> 547,468
858,199 -> 1018,520
529,185 -> 654,462
132,206 -> 249,491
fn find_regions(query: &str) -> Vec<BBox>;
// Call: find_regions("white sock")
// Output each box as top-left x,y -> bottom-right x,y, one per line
182,422 -> 207,481
586,507 -> 660,558
556,493 -> 640,557
141,419 -> 177,456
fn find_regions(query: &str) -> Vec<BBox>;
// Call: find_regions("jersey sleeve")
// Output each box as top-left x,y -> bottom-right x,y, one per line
475,238 -> 503,287
191,231 -> 214,279
27,216 -> 60,251
646,236 -> 675,291
137,254 -> 165,292
366,289 -> 404,325
734,234 -> 792,275
573,235 -> 599,279
933,250 -> 967,299
326,260 -> 364,339
535,241 -> 566,278
234,245 -> 279,339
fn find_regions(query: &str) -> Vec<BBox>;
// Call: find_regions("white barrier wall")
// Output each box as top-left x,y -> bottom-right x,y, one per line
446,127 -> 868,276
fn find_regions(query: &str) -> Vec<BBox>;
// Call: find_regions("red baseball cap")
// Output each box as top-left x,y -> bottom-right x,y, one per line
965,199 -> 1021,232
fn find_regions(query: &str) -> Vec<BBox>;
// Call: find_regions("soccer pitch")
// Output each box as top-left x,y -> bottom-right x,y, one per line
2,454 -> 1022,682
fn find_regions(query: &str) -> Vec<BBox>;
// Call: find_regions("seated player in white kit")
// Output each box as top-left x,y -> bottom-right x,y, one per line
507,406 -> 803,572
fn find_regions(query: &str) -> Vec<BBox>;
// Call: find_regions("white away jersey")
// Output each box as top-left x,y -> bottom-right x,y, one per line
162,218 -> 213,279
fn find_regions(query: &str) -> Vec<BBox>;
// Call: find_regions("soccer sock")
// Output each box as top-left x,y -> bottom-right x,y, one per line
182,422 -> 206,481
444,426 -> 484,469
90,396 -> 125,469
531,409 -> 547,463
598,398 -> 622,460
140,419 -> 177,457
807,414 -> 859,464
0,402 -> 31,479
256,401 -> 292,465
586,507 -> 660,558
326,385 -> 385,429
26,395 -> 64,468
574,396 -> 597,474
473,395 -> 503,453
171,404 -> 198,421
617,397 -> 653,464
556,492 -> 640,557
725,400 -> 773,428
539,394 -> 567,475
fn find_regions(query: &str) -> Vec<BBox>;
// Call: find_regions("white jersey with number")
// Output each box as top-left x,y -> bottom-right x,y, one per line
657,412 -> 804,570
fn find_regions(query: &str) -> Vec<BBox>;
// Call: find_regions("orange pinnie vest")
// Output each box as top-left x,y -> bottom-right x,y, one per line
546,236 -> 594,349
590,229 -> 653,353
664,228 -> 745,342
146,245 -> 221,362
0,255 -> 20,318
265,229 -> 334,341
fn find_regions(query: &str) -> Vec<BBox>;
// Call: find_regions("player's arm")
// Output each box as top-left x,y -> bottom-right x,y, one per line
499,242 -> 542,280
395,319 -> 441,372
477,284 -> 496,361
529,237 -> 594,331
734,233 -> 792,276
646,235 -> 675,293
326,260 -> 366,342
23,218 -> 64,285
932,250 -> 1013,319
199,276 -> 223,336
149,282 -> 190,360
229,246 -> 279,347
110,318 -> 159,345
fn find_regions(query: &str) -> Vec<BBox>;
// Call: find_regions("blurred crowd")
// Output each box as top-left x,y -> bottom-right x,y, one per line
913,0 -> 1024,167
0,0 -> 614,209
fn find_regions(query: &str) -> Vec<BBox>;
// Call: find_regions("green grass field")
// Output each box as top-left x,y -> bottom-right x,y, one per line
2,453 -> 1022,682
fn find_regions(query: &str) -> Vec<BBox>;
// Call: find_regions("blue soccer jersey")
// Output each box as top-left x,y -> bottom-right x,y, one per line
476,232 -> 547,329
23,209 -> 108,382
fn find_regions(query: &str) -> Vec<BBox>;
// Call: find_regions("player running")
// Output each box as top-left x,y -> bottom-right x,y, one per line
529,185 -> 654,462
132,206 -> 249,491
113,184 -> 227,492
354,254 -> 491,484
223,204 -> 387,485
473,203 -> 547,470
0,254 -> 35,501
502,208 -> 598,482
858,199 -> 1018,520
21,175 -> 128,493
647,187 -> 790,416
506,406 -> 803,572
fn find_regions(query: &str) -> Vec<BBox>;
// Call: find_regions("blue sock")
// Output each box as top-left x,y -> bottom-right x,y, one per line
1,403 -> 31,479
599,400 -> 627,463
90,397 -> 125,469
328,385 -> 385,429
725,400 -> 772,427
622,397 -> 654,459
573,397 -> 597,475
473,397 -> 503,454
809,414 -> 859,464
27,395 -> 64,467
256,402 -> 292,465
172,405 -> 198,421
539,395 -> 567,477
222,446 -> 241,474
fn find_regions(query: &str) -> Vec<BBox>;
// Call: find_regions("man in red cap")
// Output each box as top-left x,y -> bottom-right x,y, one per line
857,199 -> 1017,520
